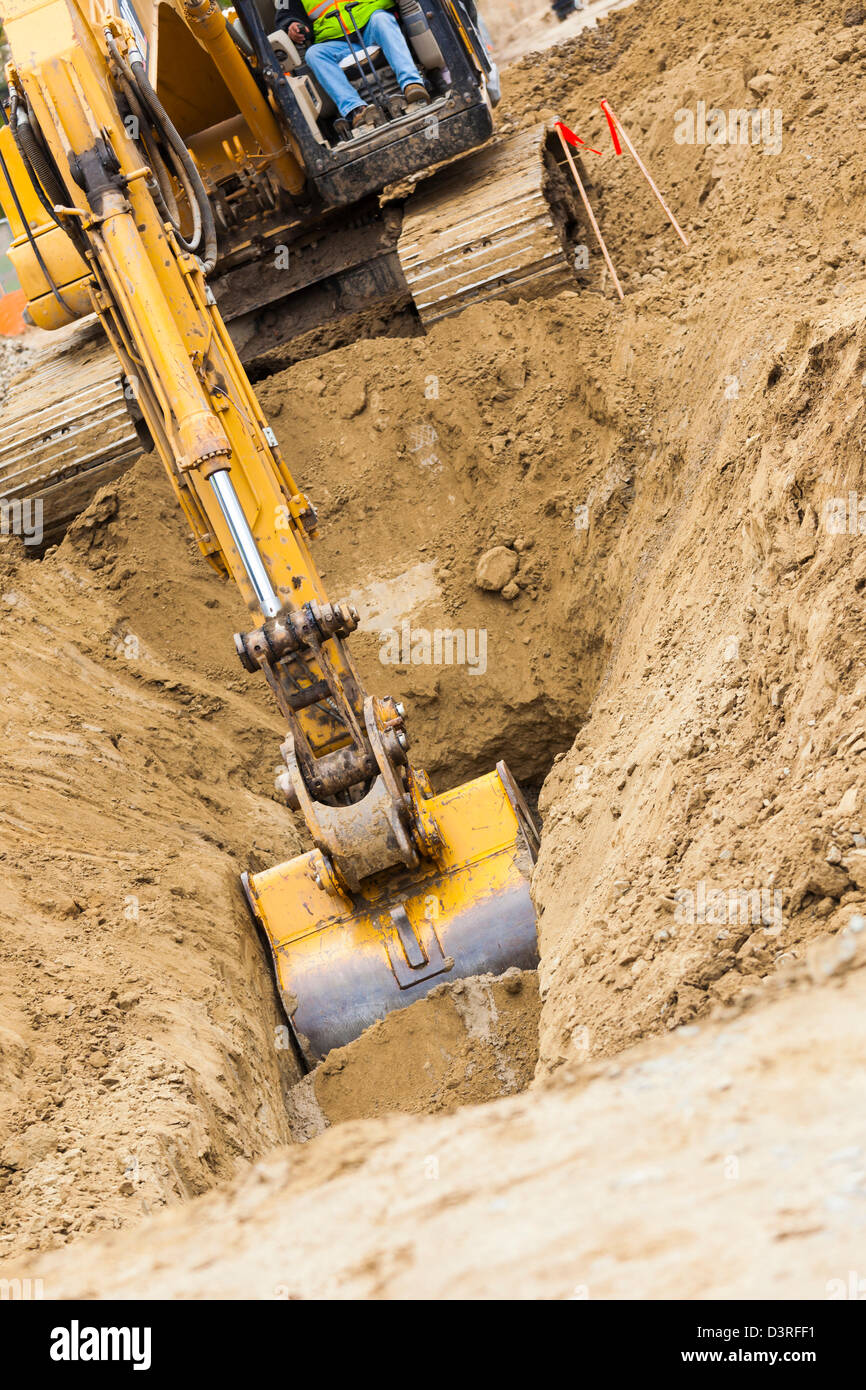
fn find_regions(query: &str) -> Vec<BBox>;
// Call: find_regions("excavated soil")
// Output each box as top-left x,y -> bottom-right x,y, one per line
2,0 -> 866,1295
286,969 -> 540,1140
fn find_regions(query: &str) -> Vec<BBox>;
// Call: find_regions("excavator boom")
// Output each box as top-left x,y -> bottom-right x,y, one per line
1,0 -> 538,1064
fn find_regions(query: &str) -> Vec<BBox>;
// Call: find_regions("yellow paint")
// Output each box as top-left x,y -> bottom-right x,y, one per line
246,768 -> 536,1055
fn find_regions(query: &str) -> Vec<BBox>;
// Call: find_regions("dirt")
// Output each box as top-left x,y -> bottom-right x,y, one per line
17,926 -> 866,1299
0,329 -> 40,407
287,969 -> 539,1140
3,0 -> 866,1297
255,291 -> 634,792
0,460 -> 307,1260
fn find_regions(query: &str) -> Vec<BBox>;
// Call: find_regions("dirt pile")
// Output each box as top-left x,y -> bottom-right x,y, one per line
17,925 -> 866,1299
504,0 -> 866,1072
0,462 -> 304,1261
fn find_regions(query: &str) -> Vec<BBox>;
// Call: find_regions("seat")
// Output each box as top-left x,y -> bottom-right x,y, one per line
339,42 -> 382,70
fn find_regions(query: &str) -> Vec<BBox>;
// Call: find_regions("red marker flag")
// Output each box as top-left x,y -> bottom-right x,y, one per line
554,121 -> 602,156
600,101 -> 623,155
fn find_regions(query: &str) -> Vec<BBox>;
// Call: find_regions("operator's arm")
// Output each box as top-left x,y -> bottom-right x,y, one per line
280,0 -> 312,47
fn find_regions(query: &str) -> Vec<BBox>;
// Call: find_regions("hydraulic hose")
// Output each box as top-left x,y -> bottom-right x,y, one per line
105,34 -> 209,264
128,53 -> 217,272
8,89 -> 66,228
104,34 -> 216,272
112,62 -> 179,227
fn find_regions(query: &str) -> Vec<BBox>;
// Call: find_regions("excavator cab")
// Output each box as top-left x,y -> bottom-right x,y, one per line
231,0 -> 500,202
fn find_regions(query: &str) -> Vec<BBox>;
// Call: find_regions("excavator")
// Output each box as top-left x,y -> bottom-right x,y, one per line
0,0 -> 570,1064
0,0 -> 581,545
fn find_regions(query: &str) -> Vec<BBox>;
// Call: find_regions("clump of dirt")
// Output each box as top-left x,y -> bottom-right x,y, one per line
286,968 -> 539,1140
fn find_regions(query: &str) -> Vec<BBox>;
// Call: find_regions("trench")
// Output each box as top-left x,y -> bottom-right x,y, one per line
0,119 -> 652,1252
1,261 -> 637,1259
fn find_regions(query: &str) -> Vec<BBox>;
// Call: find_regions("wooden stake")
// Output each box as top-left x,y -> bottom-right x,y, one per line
600,99 -> 690,248
554,123 -> 624,302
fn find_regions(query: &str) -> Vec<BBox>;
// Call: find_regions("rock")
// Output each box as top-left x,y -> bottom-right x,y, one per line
837,786 -> 859,817
827,845 -> 843,864
719,690 -> 737,715
807,862 -> 852,898
501,580 -> 521,601
338,381 -> 366,418
475,547 -> 519,592
42,995 -> 69,1018
497,360 -> 526,395
831,35 -> 856,60
842,850 -> 866,890
88,1050 -> 109,1069
844,6 -> 865,25
0,1122 -> 58,1171
33,891 -> 81,918
748,73 -> 776,96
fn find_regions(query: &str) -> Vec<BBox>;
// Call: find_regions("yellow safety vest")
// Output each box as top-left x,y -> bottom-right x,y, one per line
302,0 -> 394,44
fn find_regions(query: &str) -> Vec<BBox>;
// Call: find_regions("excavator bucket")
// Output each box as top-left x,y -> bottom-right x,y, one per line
242,762 -> 539,1066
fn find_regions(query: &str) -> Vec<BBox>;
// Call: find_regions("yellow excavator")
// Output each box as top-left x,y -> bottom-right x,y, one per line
0,0 -> 554,1065
0,0 -> 580,546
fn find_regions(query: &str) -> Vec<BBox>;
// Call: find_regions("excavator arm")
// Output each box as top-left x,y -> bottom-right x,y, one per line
1,0 -> 538,1064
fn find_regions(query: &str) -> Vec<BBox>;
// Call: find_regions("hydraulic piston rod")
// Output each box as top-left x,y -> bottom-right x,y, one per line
209,467 -> 281,617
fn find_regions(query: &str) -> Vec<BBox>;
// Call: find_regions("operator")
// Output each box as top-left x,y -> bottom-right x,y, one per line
284,0 -> 431,131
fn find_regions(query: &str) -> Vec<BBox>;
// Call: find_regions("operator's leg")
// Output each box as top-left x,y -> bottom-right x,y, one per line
362,9 -> 424,94
305,38 -> 365,118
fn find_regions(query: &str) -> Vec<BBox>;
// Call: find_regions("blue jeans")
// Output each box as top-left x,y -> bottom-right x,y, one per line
305,9 -> 423,119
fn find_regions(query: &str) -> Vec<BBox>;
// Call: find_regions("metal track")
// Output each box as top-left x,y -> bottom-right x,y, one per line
396,123 -> 574,325
0,318 -> 139,547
